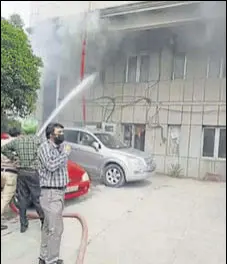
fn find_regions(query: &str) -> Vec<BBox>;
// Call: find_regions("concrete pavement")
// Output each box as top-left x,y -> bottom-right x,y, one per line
1,175 -> 226,264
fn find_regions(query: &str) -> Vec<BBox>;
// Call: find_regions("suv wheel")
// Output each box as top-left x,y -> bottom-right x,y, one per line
103,164 -> 125,188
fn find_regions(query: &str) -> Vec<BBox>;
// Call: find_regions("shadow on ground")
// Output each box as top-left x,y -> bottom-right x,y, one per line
123,180 -> 152,189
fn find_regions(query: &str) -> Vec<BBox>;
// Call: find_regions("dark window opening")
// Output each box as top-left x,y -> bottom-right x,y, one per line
173,53 -> 186,79
218,128 -> 226,158
140,55 -> 150,82
202,128 -> 215,157
127,56 -> 137,82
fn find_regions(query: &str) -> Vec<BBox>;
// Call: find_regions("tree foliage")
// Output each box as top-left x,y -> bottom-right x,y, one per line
9,14 -> 24,28
1,114 -> 21,133
1,16 -> 43,117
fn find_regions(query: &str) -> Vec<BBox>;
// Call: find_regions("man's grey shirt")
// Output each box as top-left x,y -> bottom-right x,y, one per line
38,140 -> 69,188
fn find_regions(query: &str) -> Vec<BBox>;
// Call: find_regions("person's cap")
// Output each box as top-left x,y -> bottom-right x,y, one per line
21,118 -> 38,134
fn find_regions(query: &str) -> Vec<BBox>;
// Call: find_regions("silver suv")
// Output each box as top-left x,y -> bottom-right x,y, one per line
64,127 -> 156,187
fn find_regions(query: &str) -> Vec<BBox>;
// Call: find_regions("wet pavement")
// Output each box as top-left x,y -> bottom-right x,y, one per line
1,175 -> 226,264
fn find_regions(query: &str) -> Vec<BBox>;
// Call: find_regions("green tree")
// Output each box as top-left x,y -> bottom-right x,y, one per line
1,16 -> 43,117
1,114 -> 21,133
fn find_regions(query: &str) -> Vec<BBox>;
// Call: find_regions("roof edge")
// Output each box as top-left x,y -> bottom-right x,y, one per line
100,1 -> 203,18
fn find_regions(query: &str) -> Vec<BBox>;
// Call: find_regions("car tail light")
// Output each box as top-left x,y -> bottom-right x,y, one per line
81,172 -> 89,182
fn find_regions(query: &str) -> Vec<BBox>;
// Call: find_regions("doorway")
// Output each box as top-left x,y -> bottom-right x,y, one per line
122,123 -> 146,151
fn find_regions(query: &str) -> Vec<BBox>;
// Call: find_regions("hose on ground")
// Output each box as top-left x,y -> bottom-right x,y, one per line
9,202 -> 88,264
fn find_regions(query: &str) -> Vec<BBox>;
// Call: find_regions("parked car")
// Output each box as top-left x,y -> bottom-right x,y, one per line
64,127 -> 156,187
1,133 -> 90,209
65,160 -> 90,200
11,160 -> 90,209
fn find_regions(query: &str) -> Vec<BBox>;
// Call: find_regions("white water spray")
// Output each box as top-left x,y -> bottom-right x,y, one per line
37,73 -> 98,136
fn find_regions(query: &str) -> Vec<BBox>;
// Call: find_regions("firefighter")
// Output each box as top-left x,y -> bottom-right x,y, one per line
1,118 -> 44,233
1,128 -> 21,231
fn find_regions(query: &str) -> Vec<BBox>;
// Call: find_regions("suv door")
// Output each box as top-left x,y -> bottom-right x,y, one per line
64,129 -> 103,176
64,129 -> 81,165
76,131 -> 103,176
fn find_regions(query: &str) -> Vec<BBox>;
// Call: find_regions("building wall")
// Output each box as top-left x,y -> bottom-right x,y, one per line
32,2 -> 226,180
30,1 -> 143,26
120,53 -> 225,180
91,1 -> 142,11
58,29 -> 226,180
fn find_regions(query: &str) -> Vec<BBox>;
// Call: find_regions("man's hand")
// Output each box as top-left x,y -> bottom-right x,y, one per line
13,160 -> 19,168
63,144 -> 71,156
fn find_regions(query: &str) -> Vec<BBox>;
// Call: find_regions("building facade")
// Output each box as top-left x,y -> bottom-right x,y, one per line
33,1 -> 226,180
29,1 -> 141,27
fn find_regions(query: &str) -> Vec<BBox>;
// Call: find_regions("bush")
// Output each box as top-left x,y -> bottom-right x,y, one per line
168,163 -> 183,178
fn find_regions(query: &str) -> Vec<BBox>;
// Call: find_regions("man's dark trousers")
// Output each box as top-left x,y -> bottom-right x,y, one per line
17,169 -> 44,229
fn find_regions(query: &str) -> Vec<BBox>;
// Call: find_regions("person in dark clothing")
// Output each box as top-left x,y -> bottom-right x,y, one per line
8,127 -> 21,138
1,118 -> 44,233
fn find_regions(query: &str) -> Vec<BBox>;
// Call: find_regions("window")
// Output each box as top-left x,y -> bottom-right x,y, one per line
100,70 -> 105,83
123,124 -> 133,147
64,130 -> 79,143
172,53 -> 186,80
202,128 -> 215,157
126,54 -> 150,83
126,56 -> 137,82
221,58 -> 226,78
78,132 -> 96,147
207,56 -> 222,78
122,123 -> 146,150
168,125 -> 181,155
140,55 -> 150,82
134,124 -> 146,151
94,133 -> 126,149
218,128 -> 226,158
202,127 -> 226,158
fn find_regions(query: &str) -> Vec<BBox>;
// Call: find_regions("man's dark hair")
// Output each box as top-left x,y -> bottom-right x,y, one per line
45,123 -> 64,139
8,127 -> 21,137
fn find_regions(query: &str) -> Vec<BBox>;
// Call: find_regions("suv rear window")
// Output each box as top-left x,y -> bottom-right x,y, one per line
64,130 -> 79,143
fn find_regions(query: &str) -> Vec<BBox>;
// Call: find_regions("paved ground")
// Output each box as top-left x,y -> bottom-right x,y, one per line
1,175 -> 226,264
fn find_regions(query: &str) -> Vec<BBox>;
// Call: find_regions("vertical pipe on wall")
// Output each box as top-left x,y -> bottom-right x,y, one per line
55,74 -> 61,121
80,1 -> 92,126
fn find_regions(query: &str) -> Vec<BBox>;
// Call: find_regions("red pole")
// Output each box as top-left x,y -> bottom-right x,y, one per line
80,2 -> 92,126
80,38 -> 86,125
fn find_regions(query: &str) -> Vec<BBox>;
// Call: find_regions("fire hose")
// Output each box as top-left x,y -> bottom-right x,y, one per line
9,202 -> 88,264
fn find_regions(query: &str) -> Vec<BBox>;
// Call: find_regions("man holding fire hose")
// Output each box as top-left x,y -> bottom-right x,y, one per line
1,118 -> 44,233
2,120 -> 71,263
38,122 -> 71,264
